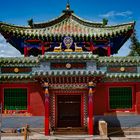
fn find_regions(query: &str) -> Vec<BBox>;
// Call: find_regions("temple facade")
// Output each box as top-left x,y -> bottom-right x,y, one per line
0,3 -> 140,136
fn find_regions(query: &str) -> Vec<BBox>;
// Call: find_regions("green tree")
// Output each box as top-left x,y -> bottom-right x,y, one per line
129,30 -> 140,56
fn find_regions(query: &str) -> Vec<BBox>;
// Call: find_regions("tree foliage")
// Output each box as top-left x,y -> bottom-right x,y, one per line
102,18 -> 108,26
129,30 -> 140,56
28,19 -> 34,27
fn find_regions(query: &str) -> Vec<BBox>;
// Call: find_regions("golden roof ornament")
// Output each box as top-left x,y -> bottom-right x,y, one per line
63,0 -> 74,13
66,0 -> 70,10
53,43 -> 62,52
74,43 -> 83,52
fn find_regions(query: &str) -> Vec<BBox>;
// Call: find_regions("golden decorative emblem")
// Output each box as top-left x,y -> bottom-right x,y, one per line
14,68 -> 19,73
64,36 -> 73,49
120,67 -> 125,72
66,63 -> 71,69
64,36 -> 73,52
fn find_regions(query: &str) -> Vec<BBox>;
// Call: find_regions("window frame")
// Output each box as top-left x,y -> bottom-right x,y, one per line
3,87 -> 28,112
108,86 -> 135,112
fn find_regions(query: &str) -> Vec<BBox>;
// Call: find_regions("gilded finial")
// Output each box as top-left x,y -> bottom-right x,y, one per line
66,0 -> 70,10
63,0 -> 74,13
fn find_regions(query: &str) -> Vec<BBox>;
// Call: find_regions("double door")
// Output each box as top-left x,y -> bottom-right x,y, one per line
57,95 -> 81,127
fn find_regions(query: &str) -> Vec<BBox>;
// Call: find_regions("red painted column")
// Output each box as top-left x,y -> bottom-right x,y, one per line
90,42 -> 94,52
44,82 -> 50,135
107,46 -> 111,56
41,43 -> 45,55
88,82 -> 95,135
24,47 -> 28,57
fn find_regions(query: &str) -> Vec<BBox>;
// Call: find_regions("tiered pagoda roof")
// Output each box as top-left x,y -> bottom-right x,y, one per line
0,3 -> 135,56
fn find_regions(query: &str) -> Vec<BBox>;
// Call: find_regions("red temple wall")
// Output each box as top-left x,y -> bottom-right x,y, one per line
93,84 -> 108,115
0,83 -> 45,116
93,82 -> 140,115
135,83 -> 140,114
29,83 -> 45,116
1,82 -> 140,116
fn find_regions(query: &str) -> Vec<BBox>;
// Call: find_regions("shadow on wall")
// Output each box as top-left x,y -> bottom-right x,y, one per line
94,113 -> 125,137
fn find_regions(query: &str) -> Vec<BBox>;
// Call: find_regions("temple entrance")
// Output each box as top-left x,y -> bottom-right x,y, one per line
57,95 -> 81,127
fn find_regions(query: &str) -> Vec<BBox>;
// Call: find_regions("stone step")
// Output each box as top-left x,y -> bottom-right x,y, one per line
126,135 -> 140,140
54,131 -> 88,135
108,130 -> 140,136
54,127 -> 87,135
55,129 -> 86,131
124,131 -> 140,135
110,136 -> 140,140
108,127 -> 140,131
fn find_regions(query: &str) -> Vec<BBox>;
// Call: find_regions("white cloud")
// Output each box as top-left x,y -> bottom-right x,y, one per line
0,50 -> 5,53
100,11 -> 133,18
0,34 -> 22,57
113,40 -> 131,56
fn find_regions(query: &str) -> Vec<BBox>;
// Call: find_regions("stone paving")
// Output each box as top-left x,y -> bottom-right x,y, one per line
1,135 -> 140,140
1,134 -> 108,140
1,115 -> 140,139
1,134 -> 140,140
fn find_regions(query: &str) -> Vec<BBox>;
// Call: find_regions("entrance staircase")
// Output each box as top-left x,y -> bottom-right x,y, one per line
107,127 -> 140,139
54,127 -> 88,135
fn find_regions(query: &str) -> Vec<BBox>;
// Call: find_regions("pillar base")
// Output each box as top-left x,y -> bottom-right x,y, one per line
45,117 -> 50,135
88,117 -> 94,135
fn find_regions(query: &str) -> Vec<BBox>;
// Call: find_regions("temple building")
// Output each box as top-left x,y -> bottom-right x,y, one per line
0,3 -> 140,136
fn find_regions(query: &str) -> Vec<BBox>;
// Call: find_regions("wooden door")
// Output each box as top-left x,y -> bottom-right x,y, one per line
57,95 -> 81,127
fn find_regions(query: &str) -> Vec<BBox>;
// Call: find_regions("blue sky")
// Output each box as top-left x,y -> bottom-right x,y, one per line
0,0 -> 140,57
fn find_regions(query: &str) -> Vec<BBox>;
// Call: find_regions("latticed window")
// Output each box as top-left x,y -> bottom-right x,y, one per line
4,88 -> 27,110
109,87 -> 132,109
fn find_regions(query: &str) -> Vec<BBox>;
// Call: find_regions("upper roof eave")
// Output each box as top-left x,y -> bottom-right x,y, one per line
0,19 -> 135,31
104,21 -> 135,28
31,12 -> 103,28
0,21 -> 30,29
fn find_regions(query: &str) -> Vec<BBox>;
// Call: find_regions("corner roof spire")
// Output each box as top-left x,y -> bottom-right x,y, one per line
63,0 -> 74,14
